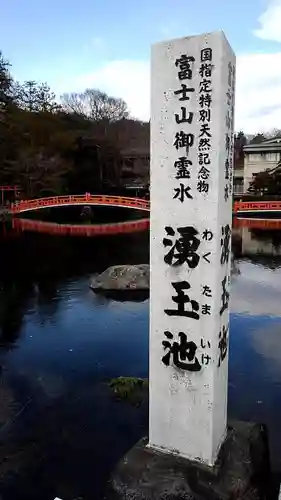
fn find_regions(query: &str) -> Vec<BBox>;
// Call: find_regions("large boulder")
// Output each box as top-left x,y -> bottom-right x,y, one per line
90,264 -> 149,291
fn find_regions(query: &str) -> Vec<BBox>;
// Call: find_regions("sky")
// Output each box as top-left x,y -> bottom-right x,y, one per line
1,0 -> 281,133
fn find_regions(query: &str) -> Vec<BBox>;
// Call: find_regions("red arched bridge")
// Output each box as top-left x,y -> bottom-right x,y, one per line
10,194 -> 150,214
9,196 -> 281,216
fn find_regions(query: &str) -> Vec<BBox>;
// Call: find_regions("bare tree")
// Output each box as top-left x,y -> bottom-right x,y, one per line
59,92 -> 85,116
267,128 -> 281,139
60,88 -> 129,122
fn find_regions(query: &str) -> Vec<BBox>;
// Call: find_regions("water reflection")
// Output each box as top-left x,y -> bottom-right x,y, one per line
0,227 -> 149,351
0,218 -> 281,498
0,223 -> 150,499
11,217 -> 149,237
233,217 -> 281,257
230,217 -> 281,480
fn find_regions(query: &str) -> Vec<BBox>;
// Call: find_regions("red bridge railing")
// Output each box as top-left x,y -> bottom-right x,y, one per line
234,200 -> 281,213
10,197 -> 281,217
10,194 -> 150,214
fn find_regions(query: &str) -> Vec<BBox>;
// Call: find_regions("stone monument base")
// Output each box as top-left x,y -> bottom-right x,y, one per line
105,421 -> 270,500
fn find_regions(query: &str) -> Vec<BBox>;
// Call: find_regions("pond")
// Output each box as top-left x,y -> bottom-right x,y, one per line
0,213 -> 281,499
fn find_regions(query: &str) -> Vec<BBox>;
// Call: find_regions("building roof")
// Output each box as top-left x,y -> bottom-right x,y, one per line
244,137 -> 281,153
262,137 -> 281,144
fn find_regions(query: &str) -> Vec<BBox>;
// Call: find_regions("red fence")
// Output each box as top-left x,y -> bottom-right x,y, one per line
11,195 -> 281,218
10,194 -> 150,214
233,201 -> 281,214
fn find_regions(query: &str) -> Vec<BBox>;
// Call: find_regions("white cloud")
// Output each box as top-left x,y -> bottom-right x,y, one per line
235,51 -> 281,133
254,0 -> 281,42
56,60 -> 150,121
55,50 -> 281,134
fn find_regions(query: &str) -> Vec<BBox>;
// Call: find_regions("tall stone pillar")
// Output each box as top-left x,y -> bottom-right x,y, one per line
149,30 -> 235,466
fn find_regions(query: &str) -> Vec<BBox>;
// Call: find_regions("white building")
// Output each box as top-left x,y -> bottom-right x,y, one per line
243,137 -> 281,192
233,162 -> 244,195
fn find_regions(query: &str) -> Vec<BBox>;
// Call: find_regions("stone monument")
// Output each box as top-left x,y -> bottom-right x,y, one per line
106,31 -> 270,500
149,28 -> 234,468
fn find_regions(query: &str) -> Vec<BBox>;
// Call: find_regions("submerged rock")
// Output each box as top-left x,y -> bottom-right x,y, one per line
0,209 -> 11,222
90,264 -> 149,291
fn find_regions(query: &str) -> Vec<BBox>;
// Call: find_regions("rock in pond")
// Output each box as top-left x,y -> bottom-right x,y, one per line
90,264 -> 149,292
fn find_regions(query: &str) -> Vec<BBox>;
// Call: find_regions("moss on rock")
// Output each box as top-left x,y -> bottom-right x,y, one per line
108,377 -> 148,406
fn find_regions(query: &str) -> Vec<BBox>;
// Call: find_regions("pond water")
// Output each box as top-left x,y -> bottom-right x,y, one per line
0,212 -> 281,499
